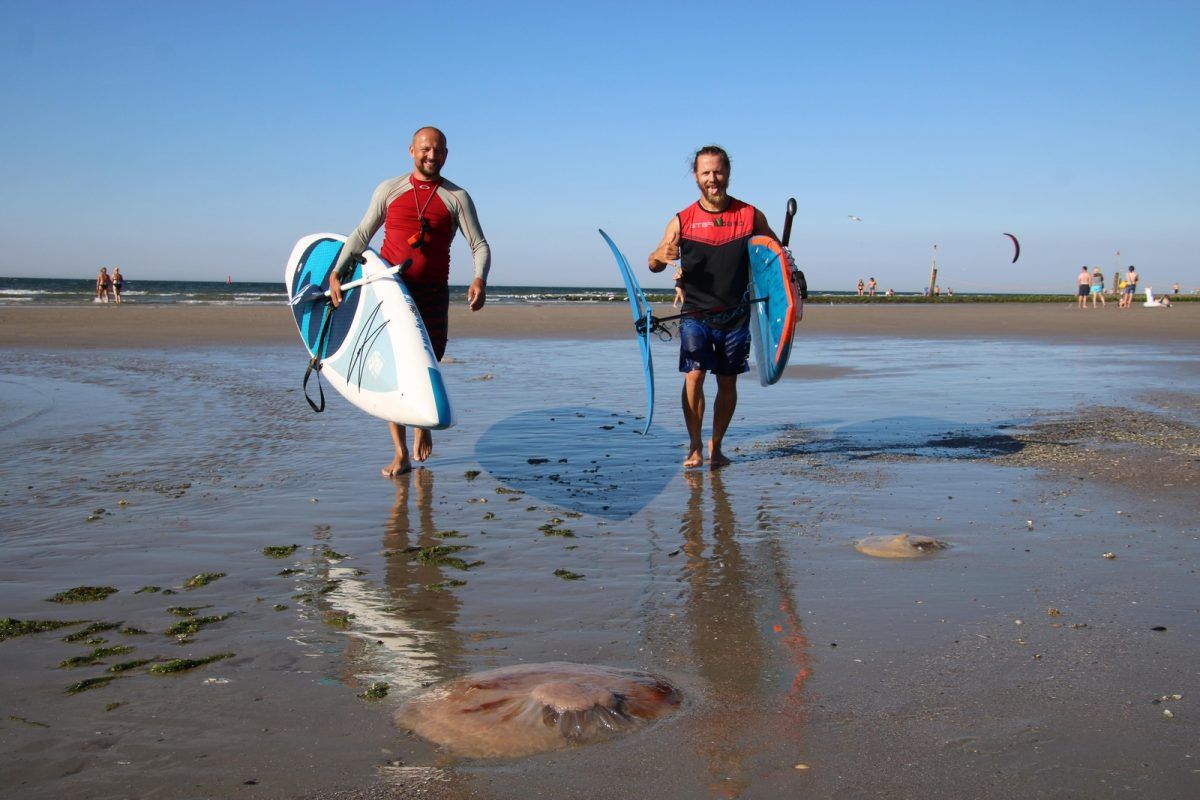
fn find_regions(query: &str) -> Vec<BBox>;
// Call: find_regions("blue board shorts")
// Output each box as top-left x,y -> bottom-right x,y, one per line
679,317 -> 751,376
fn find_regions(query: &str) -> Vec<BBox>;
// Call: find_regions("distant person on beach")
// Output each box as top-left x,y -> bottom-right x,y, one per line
328,126 -> 491,477
111,268 -> 124,304
648,144 -> 778,469
1172,282 -> 1180,296
867,277 -> 877,296
1090,268 -> 1105,307
856,278 -> 864,296
1121,266 -> 1138,308
933,285 -> 941,297
95,267 -> 111,303
1076,266 -> 1091,308
947,287 -> 953,297
886,288 -> 895,297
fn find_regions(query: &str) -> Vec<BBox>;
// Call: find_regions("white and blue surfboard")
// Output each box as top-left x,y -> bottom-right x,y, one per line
285,233 -> 454,429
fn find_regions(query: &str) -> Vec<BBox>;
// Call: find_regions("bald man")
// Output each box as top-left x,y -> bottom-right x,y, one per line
330,126 -> 491,476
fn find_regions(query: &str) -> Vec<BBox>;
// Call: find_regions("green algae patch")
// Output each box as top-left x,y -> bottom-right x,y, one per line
105,702 -> 124,712
1,618 -> 88,642
9,715 -> 50,727
263,545 -> 300,559
272,604 -> 288,612
108,658 -> 158,673
166,605 -> 210,618
553,569 -> 585,581
496,487 -> 523,495
148,653 -> 234,674
66,676 -> 119,695
134,586 -> 161,594
406,545 -> 483,571
357,682 -> 389,700
61,622 -> 120,643
539,524 -> 575,538
277,568 -> 304,576
119,626 -> 149,636
318,546 -> 348,561
47,586 -> 118,604
164,614 -> 228,638
464,470 -> 481,480
58,645 -> 135,669
424,579 -> 468,592
322,611 -> 352,630
183,573 -> 226,590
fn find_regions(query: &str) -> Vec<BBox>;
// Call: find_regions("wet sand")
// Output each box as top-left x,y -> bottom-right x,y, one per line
0,301 -> 1196,348
1,306 -> 1198,799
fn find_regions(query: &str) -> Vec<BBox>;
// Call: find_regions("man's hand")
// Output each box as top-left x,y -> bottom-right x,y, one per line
467,277 -> 487,311
648,219 -> 681,272
328,270 -> 344,308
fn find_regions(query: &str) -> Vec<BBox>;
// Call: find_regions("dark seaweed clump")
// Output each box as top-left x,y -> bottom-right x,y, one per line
406,545 -> 483,571
148,653 -> 234,674
164,614 -> 228,638
47,586 -> 118,604
61,622 -> 120,643
1,618 -> 88,641
553,569 -> 585,581
183,573 -> 226,589
357,682 -> 389,700
58,645 -> 136,669
65,676 -> 119,695
263,545 -> 300,559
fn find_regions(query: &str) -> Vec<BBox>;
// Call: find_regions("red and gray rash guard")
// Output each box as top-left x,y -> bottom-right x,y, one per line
333,174 -> 490,288
678,198 -> 756,329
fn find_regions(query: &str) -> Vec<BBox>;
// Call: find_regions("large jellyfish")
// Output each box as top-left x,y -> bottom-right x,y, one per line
395,662 -> 682,758
855,533 -> 949,559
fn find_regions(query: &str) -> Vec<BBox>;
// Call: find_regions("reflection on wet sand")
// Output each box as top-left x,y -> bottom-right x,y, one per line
679,470 -> 810,796
379,468 -> 468,684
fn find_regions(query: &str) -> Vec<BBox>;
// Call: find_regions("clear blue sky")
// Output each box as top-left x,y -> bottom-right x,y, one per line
2,0 -> 1196,293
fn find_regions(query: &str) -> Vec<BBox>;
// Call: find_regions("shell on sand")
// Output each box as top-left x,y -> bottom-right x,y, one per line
855,533 -> 949,559
395,661 -> 681,758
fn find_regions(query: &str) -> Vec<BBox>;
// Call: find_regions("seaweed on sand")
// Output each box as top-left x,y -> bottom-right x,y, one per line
553,569 -> 585,581
404,545 -> 483,571
262,545 -> 300,558
58,645 -> 135,668
46,586 -> 118,604
65,676 -> 119,695
164,614 -> 229,638
0,618 -> 88,642
148,653 -> 234,674
183,573 -> 226,590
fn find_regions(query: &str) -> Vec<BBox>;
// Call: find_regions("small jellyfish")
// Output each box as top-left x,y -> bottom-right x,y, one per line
395,661 -> 681,758
855,533 -> 949,559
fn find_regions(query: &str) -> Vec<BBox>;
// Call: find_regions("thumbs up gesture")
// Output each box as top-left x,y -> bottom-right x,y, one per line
649,221 -> 681,272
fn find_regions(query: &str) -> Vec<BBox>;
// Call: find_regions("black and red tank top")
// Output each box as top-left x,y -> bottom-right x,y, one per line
678,198 -> 756,328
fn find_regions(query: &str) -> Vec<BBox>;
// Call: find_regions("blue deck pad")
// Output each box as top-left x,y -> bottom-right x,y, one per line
599,229 -> 654,434
289,237 -> 362,357
747,237 -> 798,386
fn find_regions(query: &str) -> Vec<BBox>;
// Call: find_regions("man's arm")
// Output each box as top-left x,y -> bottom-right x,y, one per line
329,180 -> 395,307
648,216 -> 681,273
446,185 -> 491,311
752,207 -> 779,241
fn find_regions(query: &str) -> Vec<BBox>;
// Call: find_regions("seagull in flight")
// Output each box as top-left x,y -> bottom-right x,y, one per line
848,215 -> 862,222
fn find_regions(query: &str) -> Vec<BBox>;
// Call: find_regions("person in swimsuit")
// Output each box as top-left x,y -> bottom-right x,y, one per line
111,267 -> 124,304
1122,266 -> 1138,308
1090,267 -> 1105,307
329,126 -> 491,477
648,145 -> 778,469
1077,266 -> 1091,308
96,267 -> 112,303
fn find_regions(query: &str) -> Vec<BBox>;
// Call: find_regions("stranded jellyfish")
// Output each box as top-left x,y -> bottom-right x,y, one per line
395,661 -> 681,758
856,533 -> 949,559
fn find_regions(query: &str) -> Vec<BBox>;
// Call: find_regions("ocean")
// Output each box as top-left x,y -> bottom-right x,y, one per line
0,276 -> 685,307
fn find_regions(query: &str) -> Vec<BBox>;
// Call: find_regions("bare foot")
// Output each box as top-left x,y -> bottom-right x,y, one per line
683,449 -> 704,468
381,455 -> 412,477
414,429 -> 433,462
708,445 -> 731,469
